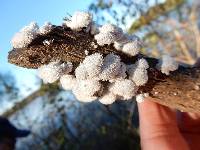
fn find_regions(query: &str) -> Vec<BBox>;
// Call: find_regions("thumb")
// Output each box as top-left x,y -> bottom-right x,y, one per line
138,98 -> 189,150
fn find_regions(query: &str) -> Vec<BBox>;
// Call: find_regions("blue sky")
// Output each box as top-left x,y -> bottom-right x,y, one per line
0,0 -> 93,96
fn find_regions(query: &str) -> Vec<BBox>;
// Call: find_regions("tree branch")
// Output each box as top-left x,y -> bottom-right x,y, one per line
8,25 -> 200,112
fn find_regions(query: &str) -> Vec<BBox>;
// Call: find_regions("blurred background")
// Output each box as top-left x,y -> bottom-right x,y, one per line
0,0 -> 200,149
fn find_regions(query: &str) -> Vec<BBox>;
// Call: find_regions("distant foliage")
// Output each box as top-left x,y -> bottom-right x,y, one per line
0,72 -> 19,100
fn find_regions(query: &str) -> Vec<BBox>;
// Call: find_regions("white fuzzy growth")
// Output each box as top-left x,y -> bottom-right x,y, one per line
117,62 -> 127,79
60,75 -> 76,90
73,80 -> 102,102
99,23 -> 123,34
95,24 -> 123,46
122,41 -> 140,56
109,79 -> 138,100
61,62 -> 73,74
159,55 -> 179,75
75,64 -> 88,80
11,22 -> 39,48
75,53 -> 103,79
114,42 -> 123,51
99,54 -> 121,81
94,32 -> 118,46
128,66 -> 148,86
39,22 -> 53,34
38,61 -> 72,83
84,50 -> 89,55
109,62 -> 127,82
136,58 -> 149,69
64,11 -> 92,31
83,53 -> 103,78
127,59 -> 149,86
136,93 -> 149,103
136,94 -> 145,103
99,92 -> 116,105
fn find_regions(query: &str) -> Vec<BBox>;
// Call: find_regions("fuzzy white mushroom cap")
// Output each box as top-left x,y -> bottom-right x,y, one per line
122,41 -> 140,56
73,79 -> 102,102
158,55 -> 179,75
109,79 -> 138,100
127,59 -> 149,86
128,66 -> 148,86
82,53 -> 103,78
99,92 -> 116,105
99,23 -> 123,34
38,61 -> 73,83
99,54 -> 121,81
136,93 -> 149,103
64,11 -> 92,31
75,64 -> 88,80
39,22 -> 53,34
114,42 -> 123,51
136,58 -> 149,69
94,32 -> 118,46
11,22 -> 39,48
60,75 -> 76,90
109,62 -> 127,82
95,24 -> 123,46
75,53 -> 103,79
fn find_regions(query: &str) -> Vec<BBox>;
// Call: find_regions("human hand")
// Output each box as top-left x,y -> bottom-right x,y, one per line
138,98 -> 200,150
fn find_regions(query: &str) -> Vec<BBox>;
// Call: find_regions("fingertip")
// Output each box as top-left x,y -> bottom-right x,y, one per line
138,97 -> 178,138
138,98 -> 189,150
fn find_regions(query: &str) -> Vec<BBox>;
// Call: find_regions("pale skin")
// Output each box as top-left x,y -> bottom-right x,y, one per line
138,98 -> 200,150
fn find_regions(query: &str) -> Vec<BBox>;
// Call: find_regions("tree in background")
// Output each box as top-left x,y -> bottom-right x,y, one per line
3,0 -> 200,149
89,0 -> 200,65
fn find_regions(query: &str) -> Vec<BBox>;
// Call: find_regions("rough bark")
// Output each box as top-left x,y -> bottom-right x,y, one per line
8,26 -> 200,112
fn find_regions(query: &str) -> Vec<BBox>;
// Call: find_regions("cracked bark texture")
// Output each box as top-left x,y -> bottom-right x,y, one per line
8,25 -> 200,112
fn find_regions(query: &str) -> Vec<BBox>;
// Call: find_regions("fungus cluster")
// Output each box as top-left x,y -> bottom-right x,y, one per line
157,55 -> 179,75
11,11 -> 179,104
11,22 -> 53,48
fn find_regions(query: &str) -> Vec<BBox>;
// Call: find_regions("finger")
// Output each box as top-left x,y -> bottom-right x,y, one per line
138,98 -> 189,150
178,112 -> 200,133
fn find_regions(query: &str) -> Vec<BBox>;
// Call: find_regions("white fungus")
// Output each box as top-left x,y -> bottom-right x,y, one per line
127,59 -> 149,86
38,61 -> 72,83
114,42 -> 123,51
94,24 -> 123,46
43,39 -> 51,46
136,58 -> 149,69
82,53 -> 103,78
73,79 -> 102,102
98,23 -> 123,34
64,11 -> 92,31
136,93 -> 149,103
39,22 -> 53,34
158,54 -> 179,75
99,53 -> 121,81
94,32 -> 118,46
84,50 -> 89,55
109,79 -> 138,100
122,41 -> 140,56
75,64 -> 88,80
128,66 -> 148,86
11,22 -> 39,48
75,53 -> 103,79
109,62 -> 127,82
60,75 -> 76,90
99,92 -> 117,105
